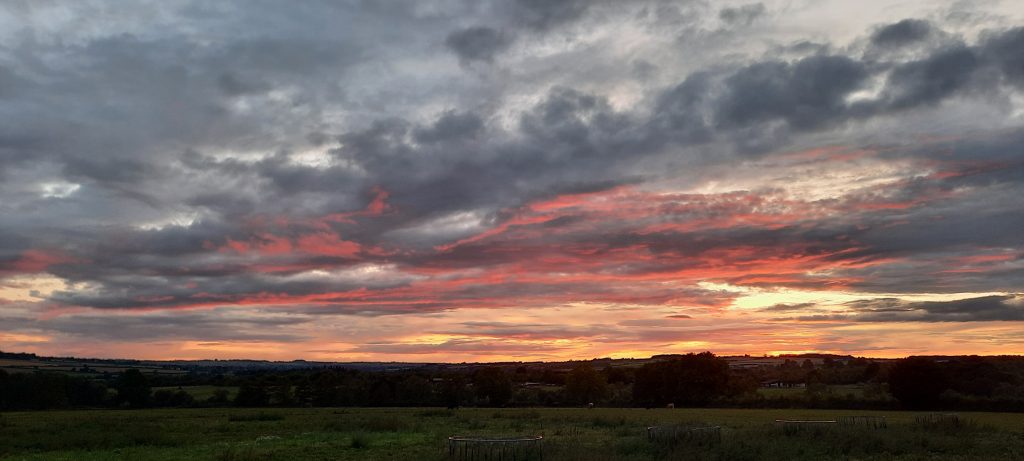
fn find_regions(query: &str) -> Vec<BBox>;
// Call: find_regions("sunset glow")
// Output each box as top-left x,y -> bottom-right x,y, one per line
1,1 -> 1023,361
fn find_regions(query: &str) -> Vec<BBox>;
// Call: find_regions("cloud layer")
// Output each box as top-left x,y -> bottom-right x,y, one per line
1,0 -> 1023,360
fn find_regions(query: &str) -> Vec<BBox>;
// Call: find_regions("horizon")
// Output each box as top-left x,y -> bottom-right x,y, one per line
11,347 -> 1011,364
2,1 -> 1024,362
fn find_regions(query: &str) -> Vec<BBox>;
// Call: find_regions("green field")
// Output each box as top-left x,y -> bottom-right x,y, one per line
756,384 -> 873,399
152,386 -> 240,401
2,407 -> 1023,460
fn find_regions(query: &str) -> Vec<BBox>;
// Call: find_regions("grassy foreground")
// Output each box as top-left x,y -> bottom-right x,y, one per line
2,407 -> 1023,460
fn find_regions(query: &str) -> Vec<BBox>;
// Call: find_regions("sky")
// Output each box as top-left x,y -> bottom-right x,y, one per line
1,0 -> 1024,362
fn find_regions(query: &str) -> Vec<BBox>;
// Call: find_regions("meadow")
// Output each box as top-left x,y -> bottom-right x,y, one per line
2,407 -> 1023,461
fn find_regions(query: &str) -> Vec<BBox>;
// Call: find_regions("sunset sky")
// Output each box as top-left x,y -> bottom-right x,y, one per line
1,0 -> 1023,362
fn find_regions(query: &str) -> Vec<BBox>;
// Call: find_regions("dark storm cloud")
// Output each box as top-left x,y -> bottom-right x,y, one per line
714,55 -> 869,130
871,19 -> 934,48
414,111 -> 485,143
880,44 -> 981,110
846,295 -> 1024,322
445,26 -> 513,64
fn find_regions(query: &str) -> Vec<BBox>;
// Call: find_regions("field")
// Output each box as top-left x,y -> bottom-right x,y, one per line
2,407 -> 1023,460
0,358 -> 187,377
152,386 -> 240,401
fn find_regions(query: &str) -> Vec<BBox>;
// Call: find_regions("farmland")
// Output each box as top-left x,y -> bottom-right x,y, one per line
2,407 -> 1023,460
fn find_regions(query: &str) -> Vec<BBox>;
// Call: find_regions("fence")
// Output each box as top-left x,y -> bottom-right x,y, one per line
447,435 -> 544,460
837,415 -> 887,429
915,413 -> 961,428
775,419 -> 837,435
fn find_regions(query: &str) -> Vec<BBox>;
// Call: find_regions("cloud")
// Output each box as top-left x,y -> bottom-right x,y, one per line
504,0 -> 591,31
881,44 -> 981,110
981,26 -> 1024,88
719,3 -> 766,27
414,111 -> 485,143
848,295 -> 1024,322
870,19 -> 934,48
445,26 -> 513,64
1,1 -> 1024,358
714,55 -> 869,131
1,308 -> 313,343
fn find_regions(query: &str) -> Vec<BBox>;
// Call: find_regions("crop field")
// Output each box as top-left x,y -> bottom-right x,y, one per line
1,407 -> 1022,461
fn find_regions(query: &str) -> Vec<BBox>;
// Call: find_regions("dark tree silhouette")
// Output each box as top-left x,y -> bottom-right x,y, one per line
889,357 -> 948,409
565,363 -> 607,405
116,369 -> 151,409
234,384 -> 270,407
473,367 -> 512,406
441,375 -> 468,409
633,352 -> 730,407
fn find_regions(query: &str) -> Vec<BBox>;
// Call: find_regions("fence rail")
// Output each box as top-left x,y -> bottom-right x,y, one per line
775,419 -> 837,435
447,435 -> 544,460
837,415 -> 887,429
915,413 -> 962,428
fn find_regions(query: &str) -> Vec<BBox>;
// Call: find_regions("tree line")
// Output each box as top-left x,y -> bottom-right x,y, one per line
2,353 -> 1023,411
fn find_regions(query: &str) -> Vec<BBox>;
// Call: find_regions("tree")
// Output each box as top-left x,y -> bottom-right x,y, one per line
633,352 -> 730,407
116,369 -> 151,409
473,367 -> 512,406
396,375 -> 433,406
152,389 -> 194,407
235,384 -> 270,407
862,362 -> 881,381
889,357 -> 948,409
207,388 -> 231,406
565,363 -> 607,405
441,374 -> 467,409
270,383 -> 294,406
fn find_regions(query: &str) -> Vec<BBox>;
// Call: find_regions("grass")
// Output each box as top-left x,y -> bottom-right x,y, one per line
227,413 -> 285,422
1,407 -> 1023,460
152,386 -> 239,401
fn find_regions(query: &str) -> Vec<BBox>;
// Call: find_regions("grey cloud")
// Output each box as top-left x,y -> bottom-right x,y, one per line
504,0 -> 591,31
871,19 -> 933,48
216,72 -> 269,97
759,302 -> 818,312
981,27 -> 1024,87
719,3 -> 766,27
651,72 -> 714,144
881,44 -> 980,110
0,64 -> 28,99
353,338 -> 566,354
848,295 -> 1024,322
3,309 -> 312,343
445,26 -> 513,64
714,55 -> 869,131
414,111 -> 485,143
